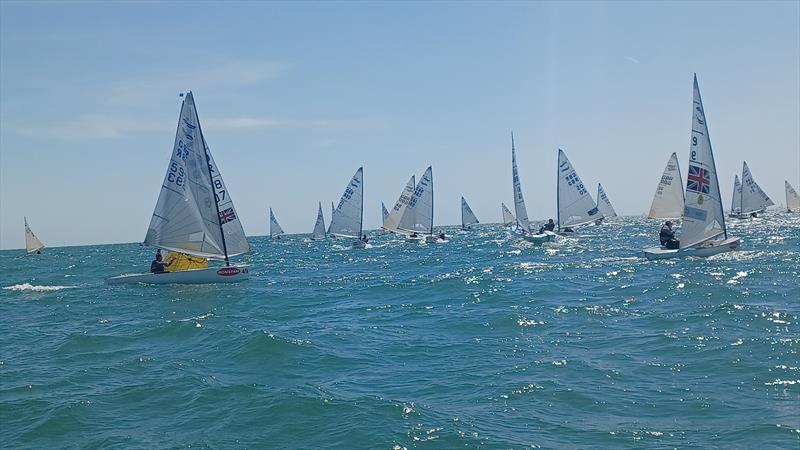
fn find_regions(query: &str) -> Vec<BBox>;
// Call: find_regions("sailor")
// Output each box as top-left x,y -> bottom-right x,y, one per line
537,225 -> 545,234
438,232 -> 446,240
150,250 -> 172,274
659,220 -> 680,249
361,234 -> 369,244
543,219 -> 555,232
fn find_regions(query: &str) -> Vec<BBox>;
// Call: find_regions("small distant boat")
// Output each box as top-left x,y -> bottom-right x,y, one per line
596,183 -> 617,221
108,92 -> 250,284
501,203 -> 516,227
461,197 -> 479,230
24,217 -> 45,254
328,167 -> 366,248
270,208 -> 285,240
643,75 -> 739,260
397,167 -> 443,243
510,134 -> 553,243
786,181 -> 800,212
730,174 -> 742,216
556,149 -> 603,234
730,161 -> 774,219
383,175 -> 415,235
311,202 -> 326,240
648,152 -> 685,220
381,202 -> 390,224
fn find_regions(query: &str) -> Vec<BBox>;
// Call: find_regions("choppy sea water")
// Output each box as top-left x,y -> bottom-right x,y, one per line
1,214 -> 798,449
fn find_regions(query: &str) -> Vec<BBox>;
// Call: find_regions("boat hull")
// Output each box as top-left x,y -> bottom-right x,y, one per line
107,265 -> 250,285
522,231 -> 556,243
352,240 -> 366,249
642,237 -> 740,260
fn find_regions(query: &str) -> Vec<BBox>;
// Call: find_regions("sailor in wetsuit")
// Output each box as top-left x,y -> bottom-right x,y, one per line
544,219 -> 555,232
150,250 -> 172,274
659,220 -> 680,249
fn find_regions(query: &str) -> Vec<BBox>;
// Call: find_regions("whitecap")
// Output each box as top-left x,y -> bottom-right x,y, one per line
3,283 -> 78,292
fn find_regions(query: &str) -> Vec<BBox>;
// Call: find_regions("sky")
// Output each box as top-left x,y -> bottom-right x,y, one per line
1,1 -> 798,249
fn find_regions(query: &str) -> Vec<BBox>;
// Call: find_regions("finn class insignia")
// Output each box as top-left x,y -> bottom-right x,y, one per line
697,195 -> 704,205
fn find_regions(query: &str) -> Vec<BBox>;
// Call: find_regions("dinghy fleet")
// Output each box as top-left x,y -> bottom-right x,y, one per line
19,76 -> 799,283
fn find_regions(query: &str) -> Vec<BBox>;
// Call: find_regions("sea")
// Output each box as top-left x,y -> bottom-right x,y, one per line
1,214 -> 798,449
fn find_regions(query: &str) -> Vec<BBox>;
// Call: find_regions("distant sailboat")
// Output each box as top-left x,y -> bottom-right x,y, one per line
648,152 -> 685,220
461,197 -> 479,230
329,167 -> 366,248
108,92 -> 250,284
731,174 -> 742,215
270,208 -> 285,239
398,167 -> 441,243
24,217 -> 45,254
501,203 -> 516,227
383,175 -> 415,235
731,161 -> 774,218
643,75 -> 739,259
311,202 -> 326,240
786,181 -> 800,212
556,149 -> 602,233
381,202 -> 390,224
510,134 -> 553,242
596,183 -> 617,219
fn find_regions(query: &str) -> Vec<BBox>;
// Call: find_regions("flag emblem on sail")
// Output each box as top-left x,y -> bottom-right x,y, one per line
687,165 -> 710,194
219,208 -> 236,224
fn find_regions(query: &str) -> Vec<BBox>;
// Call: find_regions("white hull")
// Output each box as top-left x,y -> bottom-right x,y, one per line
729,211 -> 762,219
523,231 -> 556,243
108,265 -> 250,285
642,237 -> 740,260
351,240 -> 366,249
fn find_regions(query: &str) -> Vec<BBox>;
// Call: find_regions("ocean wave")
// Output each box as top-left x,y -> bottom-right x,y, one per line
3,283 -> 79,292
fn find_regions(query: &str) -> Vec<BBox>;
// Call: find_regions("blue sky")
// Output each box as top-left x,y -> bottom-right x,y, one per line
1,1 -> 798,249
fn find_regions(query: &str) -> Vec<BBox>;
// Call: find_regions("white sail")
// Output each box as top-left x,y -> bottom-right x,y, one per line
648,152 -> 685,219
383,175 -> 415,233
381,202 -> 389,224
270,208 -> 284,237
787,181 -> 800,212
461,196 -> 479,229
731,175 -> 742,213
679,75 -> 727,247
557,149 -> 603,229
311,202 -> 326,239
24,217 -> 45,254
511,134 -> 531,232
596,183 -> 617,218
328,167 -> 364,238
399,166 -> 434,235
501,203 -> 516,226
144,92 -> 249,260
739,161 -> 774,214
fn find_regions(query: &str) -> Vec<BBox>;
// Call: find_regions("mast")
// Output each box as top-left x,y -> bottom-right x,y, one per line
359,168 -> 364,238
556,148 -> 561,231
192,91 -> 230,266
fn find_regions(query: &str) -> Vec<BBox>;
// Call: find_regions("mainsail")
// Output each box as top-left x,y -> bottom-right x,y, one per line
144,92 -> 249,262
786,181 -> 800,212
739,161 -> 774,214
731,175 -> 742,213
381,202 -> 389,224
648,152 -> 685,219
270,208 -> 284,238
596,183 -> 617,218
328,167 -> 364,239
398,167 -> 434,235
556,149 -> 602,229
311,202 -> 326,239
24,217 -> 45,254
501,203 -> 516,226
679,75 -> 727,247
511,133 -> 531,232
383,175 -> 415,234
461,196 -> 479,229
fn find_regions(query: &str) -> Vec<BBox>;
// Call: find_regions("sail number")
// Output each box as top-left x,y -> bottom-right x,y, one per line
214,179 -> 226,202
691,136 -> 698,161
167,161 -> 185,187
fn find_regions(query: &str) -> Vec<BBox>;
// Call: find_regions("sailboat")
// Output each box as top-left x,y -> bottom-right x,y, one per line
108,92 -> 250,284
556,149 -> 603,233
510,134 -> 554,243
596,183 -> 617,220
311,202 -> 326,240
461,197 -> 479,230
501,203 -> 516,227
381,202 -> 390,224
730,175 -> 742,215
643,75 -> 740,260
398,167 -> 441,243
730,161 -> 774,218
328,167 -> 366,248
24,217 -> 45,254
270,208 -> 285,239
383,175 -> 415,235
786,181 -> 800,212
648,152 -> 685,219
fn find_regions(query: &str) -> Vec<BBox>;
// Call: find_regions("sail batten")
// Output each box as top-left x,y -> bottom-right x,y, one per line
597,184 -> 617,218
328,168 -> 364,239
648,152 -> 685,219
557,149 -> 603,229
24,217 -> 45,254
461,197 -> 479,229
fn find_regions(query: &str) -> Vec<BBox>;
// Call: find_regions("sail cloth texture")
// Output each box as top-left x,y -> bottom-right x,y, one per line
164,252 -> 208,271
383,176 -> 415,233
557,149 -> 603,228
461,197 -> 479,228
679,75 -> 727,247
596,184 -> 617,218
731,175 -> 742,213
648,152 -> 685,219
739,162 -> 774,214
399,167 -> 434,235
270,208 -> 284,237
511,136 -> 531,232
311,202 -> 326,239
24,217 -> 45,254
329,168 -> 364,238
381,202 -> 389,223
501,203 -> 516,226
144,92 -> 249,259
787,181 -> 800,212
